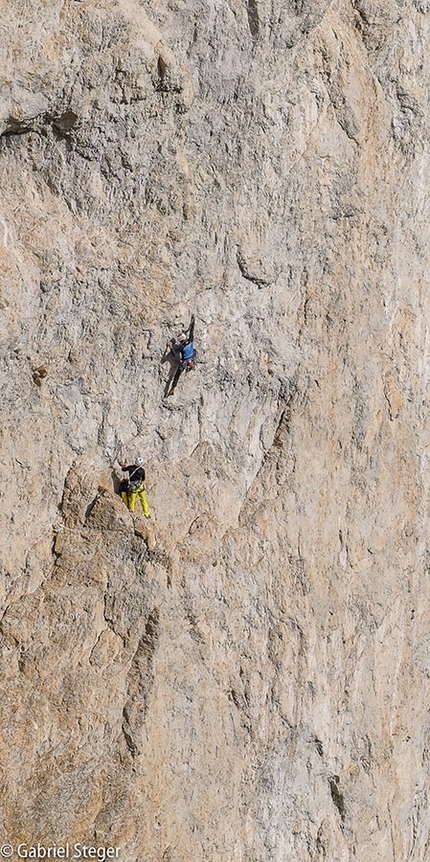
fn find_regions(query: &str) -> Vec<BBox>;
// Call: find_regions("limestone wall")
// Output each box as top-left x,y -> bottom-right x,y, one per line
1,1 -> 430,859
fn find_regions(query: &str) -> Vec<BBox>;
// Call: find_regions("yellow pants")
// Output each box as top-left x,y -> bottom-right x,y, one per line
121,486 -> 150,517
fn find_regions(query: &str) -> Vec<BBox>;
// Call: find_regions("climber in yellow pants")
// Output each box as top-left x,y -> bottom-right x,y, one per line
121,457 -> 151,517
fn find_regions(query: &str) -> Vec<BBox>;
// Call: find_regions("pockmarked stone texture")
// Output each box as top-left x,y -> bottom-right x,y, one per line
1,0 -> 430,858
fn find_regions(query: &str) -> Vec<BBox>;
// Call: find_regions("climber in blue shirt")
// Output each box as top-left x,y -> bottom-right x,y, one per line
167,313 -> 195,396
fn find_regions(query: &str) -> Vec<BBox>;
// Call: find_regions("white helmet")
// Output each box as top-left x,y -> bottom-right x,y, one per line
136,456 -> 144,466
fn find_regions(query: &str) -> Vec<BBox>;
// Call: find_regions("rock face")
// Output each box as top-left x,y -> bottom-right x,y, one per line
1,0 -> 430,859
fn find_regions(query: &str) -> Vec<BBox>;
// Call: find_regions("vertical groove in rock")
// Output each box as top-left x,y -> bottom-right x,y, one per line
246,0 -> 260,40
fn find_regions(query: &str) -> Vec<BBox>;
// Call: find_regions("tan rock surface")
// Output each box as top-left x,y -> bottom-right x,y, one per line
1,0 -> 430,859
